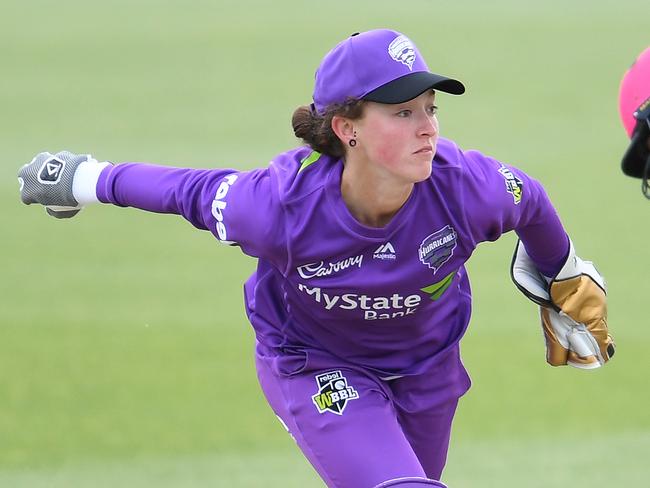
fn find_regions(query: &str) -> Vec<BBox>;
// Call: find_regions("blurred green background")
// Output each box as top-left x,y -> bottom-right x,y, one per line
1,0 -> 648,486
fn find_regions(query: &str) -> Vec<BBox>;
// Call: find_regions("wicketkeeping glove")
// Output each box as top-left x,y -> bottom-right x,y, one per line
18,151 -> 94,219
511,239 -> 615,369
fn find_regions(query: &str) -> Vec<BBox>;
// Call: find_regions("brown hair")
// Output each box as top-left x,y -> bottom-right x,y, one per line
291,99 -> 366,158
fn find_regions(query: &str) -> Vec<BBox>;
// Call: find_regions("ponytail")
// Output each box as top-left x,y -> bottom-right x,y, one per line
291,99 -> 365,158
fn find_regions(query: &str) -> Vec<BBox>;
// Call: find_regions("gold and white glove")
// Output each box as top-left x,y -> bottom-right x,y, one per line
511,239 -> 615,369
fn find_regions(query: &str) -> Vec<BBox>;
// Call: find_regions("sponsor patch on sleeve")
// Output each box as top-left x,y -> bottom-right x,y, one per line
210,173 -> 238,243
497,165 -> 523,204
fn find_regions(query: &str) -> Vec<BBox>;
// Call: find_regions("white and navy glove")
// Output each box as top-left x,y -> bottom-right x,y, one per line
511,239 -> 615,369
18,151 -> 109,218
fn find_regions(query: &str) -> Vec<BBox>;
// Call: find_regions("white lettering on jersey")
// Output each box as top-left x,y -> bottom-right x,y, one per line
497,165 -> 523,204
210,174 -> 238,242
373,242 -> 396,260
297,284 -> 421,320
297,254 -> 364,279
418,234 -> 455,261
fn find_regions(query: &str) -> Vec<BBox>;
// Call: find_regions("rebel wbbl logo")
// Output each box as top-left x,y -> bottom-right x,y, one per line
419,225 -> 458,273
311,371 -> 359,415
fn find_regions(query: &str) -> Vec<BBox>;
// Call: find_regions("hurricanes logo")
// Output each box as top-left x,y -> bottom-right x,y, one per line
497,165 -> 523,205
311,371 -> 359,415
419,225 -> 457,273
388,35 -> 416,70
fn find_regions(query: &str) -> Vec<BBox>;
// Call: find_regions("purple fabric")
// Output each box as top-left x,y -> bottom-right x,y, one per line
96,137 -> 569,485
313,30 -> 461,114
456,148 -> 568,277
96,137 -> 568,378
255,344 -> 461,487
374,479 -> 447,488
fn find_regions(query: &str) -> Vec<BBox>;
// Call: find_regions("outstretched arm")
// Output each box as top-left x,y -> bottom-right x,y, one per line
18,151 -> 287,264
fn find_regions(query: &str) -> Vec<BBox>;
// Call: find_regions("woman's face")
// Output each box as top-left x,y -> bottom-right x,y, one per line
352,90 -> 439,184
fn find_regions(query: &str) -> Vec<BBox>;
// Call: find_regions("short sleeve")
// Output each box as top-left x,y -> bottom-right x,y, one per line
458,149 -> 568,276
211,168 -> 288,264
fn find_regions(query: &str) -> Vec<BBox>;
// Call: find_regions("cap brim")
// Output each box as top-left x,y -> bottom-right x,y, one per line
362,71 -> 465,104
621,119 -> 650,178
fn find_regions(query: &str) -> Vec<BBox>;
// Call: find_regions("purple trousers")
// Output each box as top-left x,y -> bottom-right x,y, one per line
255,344 -> 471,488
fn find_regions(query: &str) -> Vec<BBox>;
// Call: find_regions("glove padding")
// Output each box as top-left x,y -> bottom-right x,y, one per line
17,151 -> 93,219
511,239 -> 615,369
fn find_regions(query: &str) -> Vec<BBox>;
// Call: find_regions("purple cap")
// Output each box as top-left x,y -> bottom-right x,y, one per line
312,29 -> 465,114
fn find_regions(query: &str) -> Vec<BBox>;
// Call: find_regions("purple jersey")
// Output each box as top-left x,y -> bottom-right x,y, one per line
96,137 -> 568,377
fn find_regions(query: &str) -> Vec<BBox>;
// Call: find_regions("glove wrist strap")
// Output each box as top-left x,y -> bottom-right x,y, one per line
72,160 -> 112,205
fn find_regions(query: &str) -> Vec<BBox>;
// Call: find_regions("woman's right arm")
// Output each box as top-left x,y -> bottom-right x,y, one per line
18,151 -> 288,264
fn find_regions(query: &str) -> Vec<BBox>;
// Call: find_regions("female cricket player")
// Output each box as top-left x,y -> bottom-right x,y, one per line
17,29 -> 615,488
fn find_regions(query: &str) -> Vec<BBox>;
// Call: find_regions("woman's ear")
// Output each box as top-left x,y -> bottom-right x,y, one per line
331,115 -> 355,145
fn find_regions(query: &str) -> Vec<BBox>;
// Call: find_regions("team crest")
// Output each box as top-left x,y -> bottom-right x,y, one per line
388,35 -> 416,70
419,225 -> 457,273
311,371 -> 359,415
497,165 -> 523,204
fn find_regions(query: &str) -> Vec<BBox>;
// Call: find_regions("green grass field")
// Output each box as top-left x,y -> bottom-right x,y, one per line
2,0 -> 649,486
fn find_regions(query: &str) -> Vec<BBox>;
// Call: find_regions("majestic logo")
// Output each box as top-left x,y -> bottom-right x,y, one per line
297,284 -> 421,320
297,254 -> 363,279
419,225 -> 457,273
497,165 -> 523,205
373,242 -> 396,260
311,371 -> 359,415
211,174 -> 238,243
37,157 -> 65,184
388,35 -> 416,70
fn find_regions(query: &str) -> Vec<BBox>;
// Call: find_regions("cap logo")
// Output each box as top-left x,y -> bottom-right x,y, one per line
388,35 -> 416,71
